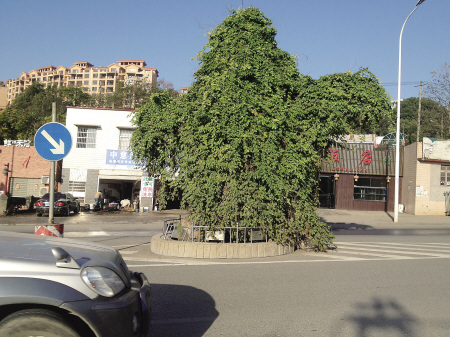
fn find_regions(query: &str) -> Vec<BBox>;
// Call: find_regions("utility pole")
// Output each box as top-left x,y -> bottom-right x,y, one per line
48,102 -> 56,225
417,81 -> 422,142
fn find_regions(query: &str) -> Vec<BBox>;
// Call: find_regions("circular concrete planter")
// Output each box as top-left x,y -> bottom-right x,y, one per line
151,234 -> 294,259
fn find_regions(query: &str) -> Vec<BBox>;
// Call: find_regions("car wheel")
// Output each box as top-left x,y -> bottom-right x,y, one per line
0,309 -> 81,337
74,204 -> 80,214
66,207 -> 70,216
37,212 -> 42,217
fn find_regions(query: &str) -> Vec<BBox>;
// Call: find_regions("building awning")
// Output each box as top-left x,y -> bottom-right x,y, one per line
74,124 -> 101,128
98,175 -> 142,181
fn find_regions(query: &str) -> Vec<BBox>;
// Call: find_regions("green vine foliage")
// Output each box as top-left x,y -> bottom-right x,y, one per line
130,7 -> 392,251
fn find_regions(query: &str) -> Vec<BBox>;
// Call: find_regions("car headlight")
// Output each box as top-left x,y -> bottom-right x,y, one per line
81,267 -> 125,297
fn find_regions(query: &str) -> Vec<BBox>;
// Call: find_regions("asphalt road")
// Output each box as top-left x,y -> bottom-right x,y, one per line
2,210 -> 450,336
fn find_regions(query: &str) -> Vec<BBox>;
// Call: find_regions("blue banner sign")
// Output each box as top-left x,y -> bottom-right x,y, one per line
106,149 -> 137,166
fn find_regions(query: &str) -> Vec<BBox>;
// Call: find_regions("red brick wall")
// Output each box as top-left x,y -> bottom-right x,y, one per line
0,146 -> 61,192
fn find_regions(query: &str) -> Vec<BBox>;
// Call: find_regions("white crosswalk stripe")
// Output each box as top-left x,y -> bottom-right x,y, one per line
314,242 -> 450,261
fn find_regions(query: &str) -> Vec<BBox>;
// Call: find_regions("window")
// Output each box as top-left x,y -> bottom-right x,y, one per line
84,74 -> 89,78
69,181 -> 85,192
76,127 -> 97,148
84,80 -> 89,85
59,71 -> 63,75
441,166 -> 450,186
354,178 -> 387,201
92,87 -> 97,91
118,129 -> 134,150
93,80 -> 97,85
93,74 -> 98,78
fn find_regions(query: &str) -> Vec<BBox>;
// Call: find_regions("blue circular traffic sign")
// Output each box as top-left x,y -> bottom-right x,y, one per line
34,123 -> 73,161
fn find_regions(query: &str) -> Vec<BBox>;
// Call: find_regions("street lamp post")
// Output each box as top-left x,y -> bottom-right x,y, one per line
395,0 -> 426,222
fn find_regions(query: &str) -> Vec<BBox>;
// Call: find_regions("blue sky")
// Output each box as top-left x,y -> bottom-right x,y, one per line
1,0 -> 448,101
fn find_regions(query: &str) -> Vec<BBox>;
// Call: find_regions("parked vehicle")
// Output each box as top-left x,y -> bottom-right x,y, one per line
36,192 -> 80,216
0,231 -> 151,337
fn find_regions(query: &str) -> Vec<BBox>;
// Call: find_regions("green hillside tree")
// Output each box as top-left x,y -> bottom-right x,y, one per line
394,97 -> 449,143
0,83 -> 90,142
131,7 -> 392,251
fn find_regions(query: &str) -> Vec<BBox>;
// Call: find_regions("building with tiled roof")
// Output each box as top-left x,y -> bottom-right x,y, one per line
4,60 -> 158,106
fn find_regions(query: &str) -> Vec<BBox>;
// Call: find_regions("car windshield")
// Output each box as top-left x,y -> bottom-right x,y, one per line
40,193 -> 67,201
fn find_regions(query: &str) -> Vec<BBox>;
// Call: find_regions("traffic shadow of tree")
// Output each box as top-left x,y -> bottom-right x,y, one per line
327,222 -> 375,231
150,284 -> 219,337
337,297 -> 418,337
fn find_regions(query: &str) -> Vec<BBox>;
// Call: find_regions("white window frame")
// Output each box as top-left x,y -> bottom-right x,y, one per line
118,129 -> 134,150
76,126 -> 97,148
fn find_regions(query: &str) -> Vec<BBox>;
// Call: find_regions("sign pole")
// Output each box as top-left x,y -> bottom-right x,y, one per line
48,102 -> 56,224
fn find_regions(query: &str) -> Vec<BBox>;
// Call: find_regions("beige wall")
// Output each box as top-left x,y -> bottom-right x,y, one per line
402,142 -> 418,214
0,86 -> 7,110
403,142 -> 450,215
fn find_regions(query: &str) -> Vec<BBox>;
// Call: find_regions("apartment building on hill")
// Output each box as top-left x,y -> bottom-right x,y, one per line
4,60 -> 158,106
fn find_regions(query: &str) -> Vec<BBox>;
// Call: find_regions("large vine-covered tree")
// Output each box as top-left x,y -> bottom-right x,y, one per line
131,7 -> 392,251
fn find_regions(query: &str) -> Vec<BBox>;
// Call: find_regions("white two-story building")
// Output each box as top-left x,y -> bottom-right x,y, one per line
61,107 -> 154,210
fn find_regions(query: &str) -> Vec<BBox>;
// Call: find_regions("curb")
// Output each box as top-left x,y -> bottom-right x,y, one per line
150,234 -> 294,259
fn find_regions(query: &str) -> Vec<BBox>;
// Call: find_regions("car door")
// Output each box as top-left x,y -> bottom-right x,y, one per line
66,193 -> 75,212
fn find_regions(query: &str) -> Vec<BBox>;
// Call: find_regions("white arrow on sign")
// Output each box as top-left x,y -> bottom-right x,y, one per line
41,130 -> 65,154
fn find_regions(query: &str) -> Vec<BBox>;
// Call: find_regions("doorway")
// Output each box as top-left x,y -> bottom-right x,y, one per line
319,175 -> 335,208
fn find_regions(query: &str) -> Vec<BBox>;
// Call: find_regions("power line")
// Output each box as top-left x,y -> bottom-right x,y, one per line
382,81 -> 421,86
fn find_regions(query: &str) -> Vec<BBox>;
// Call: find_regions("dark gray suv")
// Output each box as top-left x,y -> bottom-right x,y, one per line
0,231 -> 151,337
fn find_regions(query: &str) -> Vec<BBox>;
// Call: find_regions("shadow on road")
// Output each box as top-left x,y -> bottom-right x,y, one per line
334,297 -> 418,337
319,217 -> 374,231
150,284 -> 219,337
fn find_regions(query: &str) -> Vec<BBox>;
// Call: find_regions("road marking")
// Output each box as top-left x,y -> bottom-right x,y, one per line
335,242 -> 450,258
123,241 -> 450,267
65,231 -> 156,237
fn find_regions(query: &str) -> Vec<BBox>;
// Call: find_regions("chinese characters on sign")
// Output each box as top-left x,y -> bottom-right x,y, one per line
359,150 -> 372,165
328,148 -> 373,173
3,140 -> 31,147
323,144 -> 398,176
140,177 -> 154,198
329,148 -> 340,163
329,148 -> 373,165
105,149 -> 137,166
